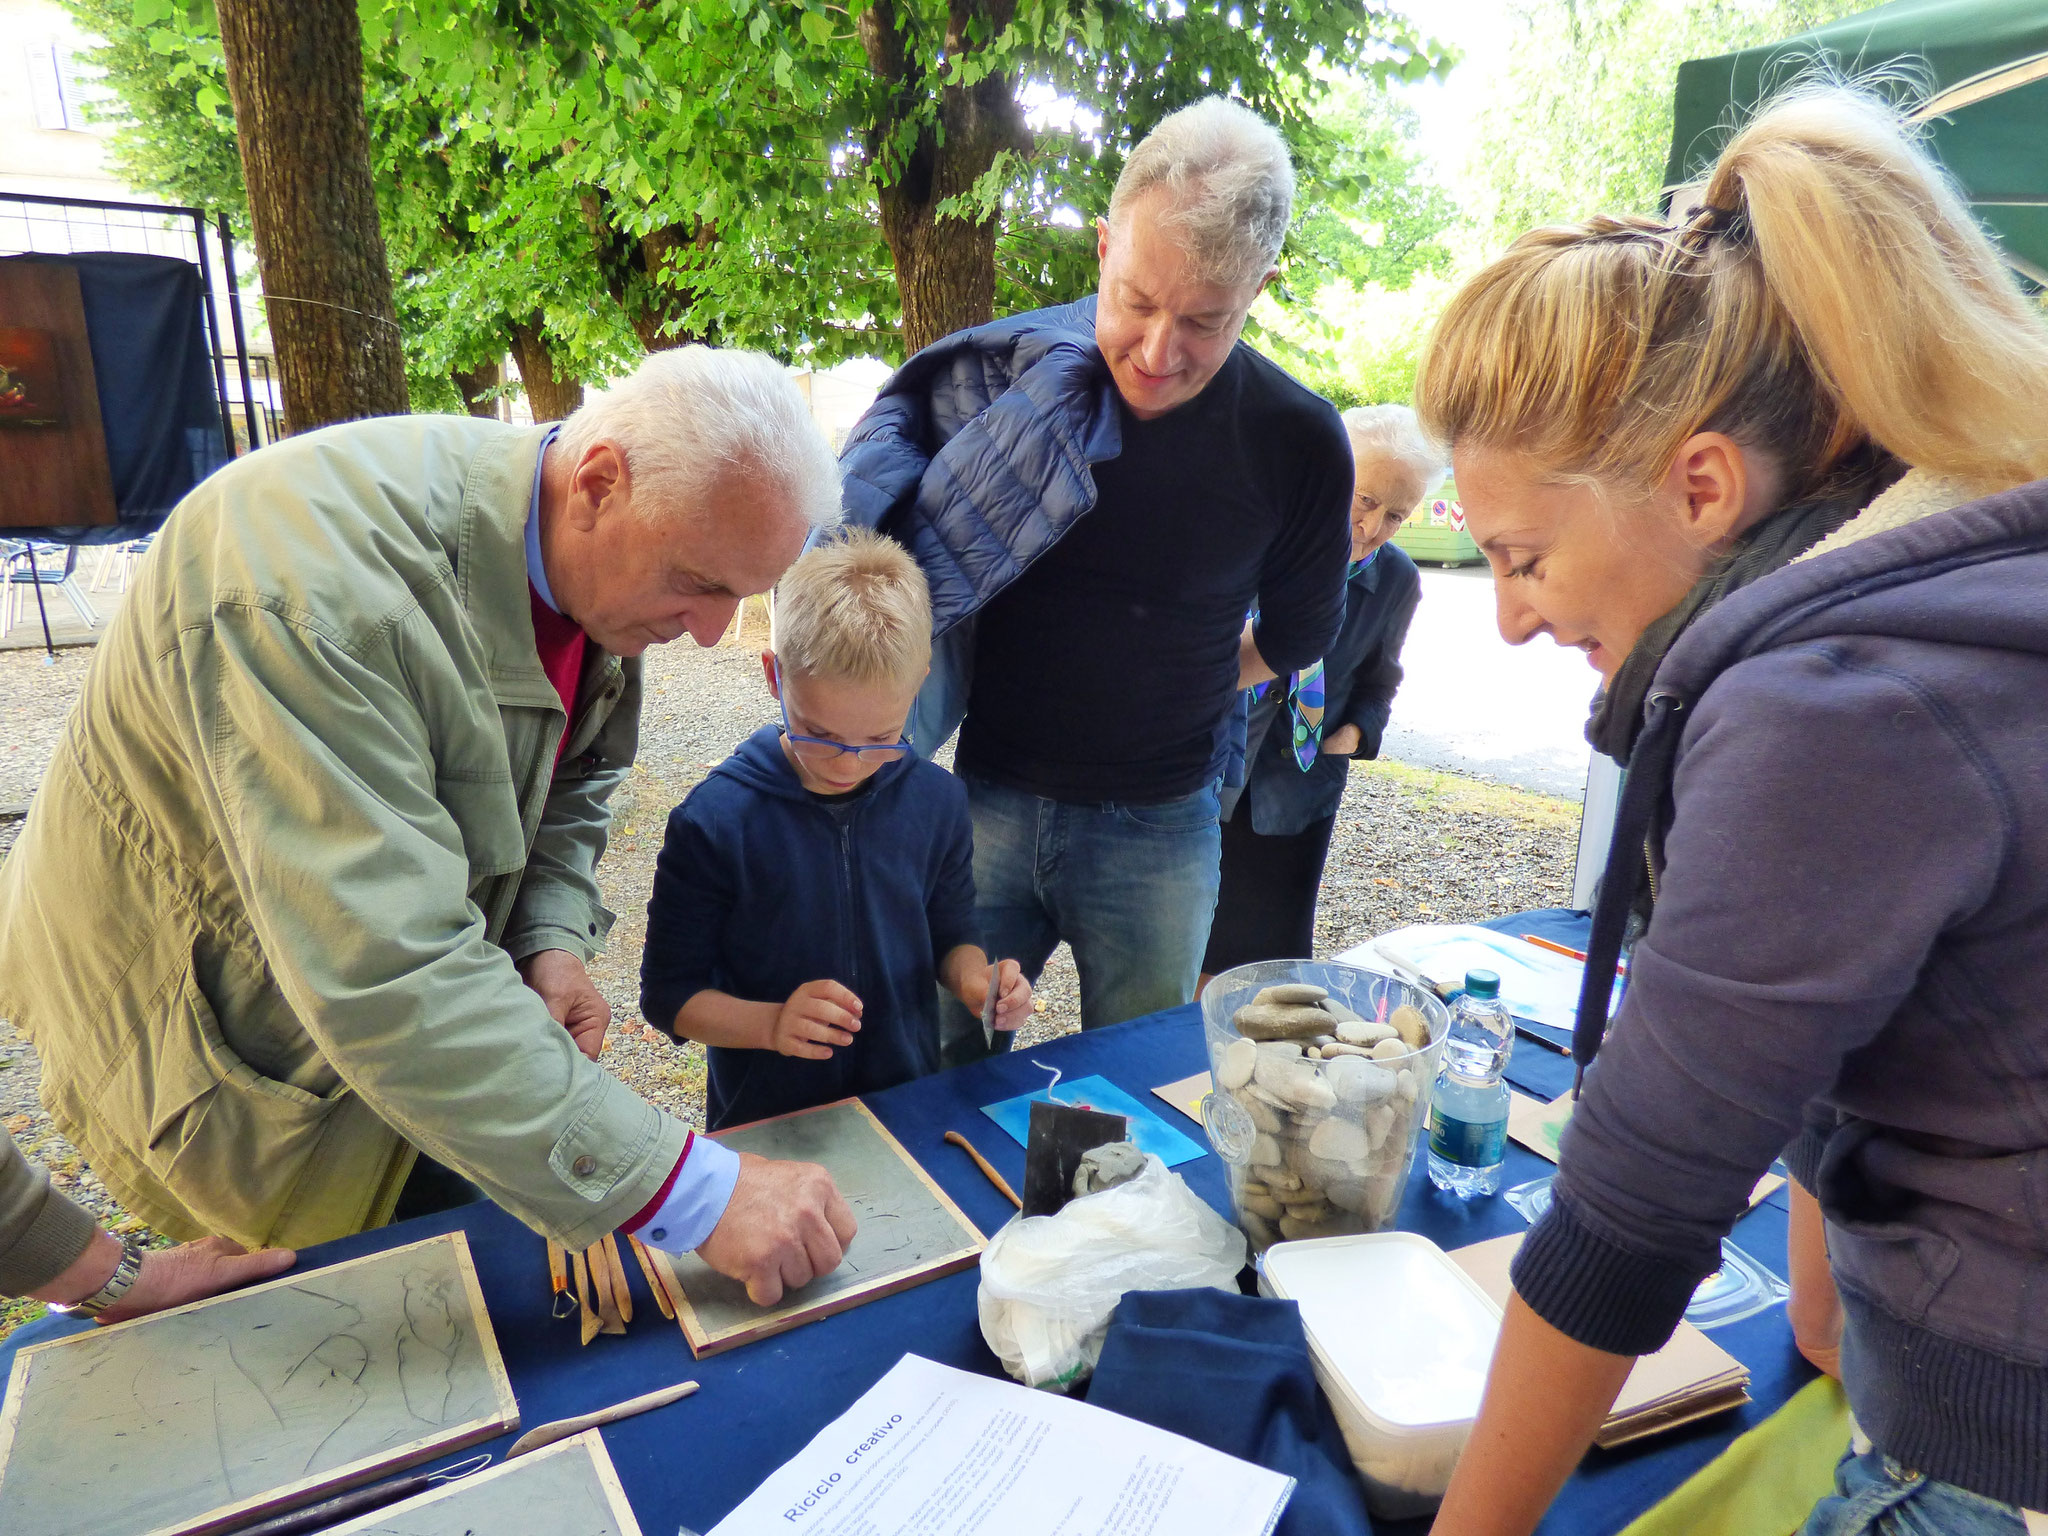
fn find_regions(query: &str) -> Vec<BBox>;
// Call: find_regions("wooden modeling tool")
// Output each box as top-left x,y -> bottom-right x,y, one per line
1020,1098 -> 1128,1217
546,1239 -> 572,1317
944,1129 -> 1022,1209
505,1380 -> 700,1458
628,1234 -> 678,1320
588,1241 -> 626,1335
601,1234 -> 634,1326
571,1245 -> 600,1345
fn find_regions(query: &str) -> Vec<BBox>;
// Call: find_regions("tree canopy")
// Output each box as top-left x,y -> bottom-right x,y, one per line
72,0 -> 1452,411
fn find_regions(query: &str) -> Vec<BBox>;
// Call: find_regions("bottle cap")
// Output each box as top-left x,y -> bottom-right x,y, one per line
1463,969 -> 1501,999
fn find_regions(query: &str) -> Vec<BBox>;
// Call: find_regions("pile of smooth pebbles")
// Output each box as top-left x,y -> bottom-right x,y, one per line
1214,983 -> 1435,1249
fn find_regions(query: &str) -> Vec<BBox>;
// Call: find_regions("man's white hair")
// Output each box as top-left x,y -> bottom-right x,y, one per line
1107,97 -> 1296,289
1343,405 -> 1450,499
556,346 -> 842,532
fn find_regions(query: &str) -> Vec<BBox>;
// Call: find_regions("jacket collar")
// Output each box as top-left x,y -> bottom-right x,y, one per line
454,423 -> 568,709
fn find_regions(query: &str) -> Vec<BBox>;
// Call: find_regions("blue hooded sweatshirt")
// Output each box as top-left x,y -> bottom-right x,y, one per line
639,725 -> 978,1130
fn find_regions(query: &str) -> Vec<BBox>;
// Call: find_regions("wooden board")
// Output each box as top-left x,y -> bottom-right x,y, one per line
1451,1233 -> 1749,1449
656,1098 -> 985,1358
0,1232 -> 518,1536
0,258 -> 117,527
1506,1090 -> 1785,1207
317,1429 -> 641,1536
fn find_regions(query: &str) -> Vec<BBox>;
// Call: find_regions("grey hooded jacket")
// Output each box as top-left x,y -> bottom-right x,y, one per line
1513,475 -> 2048,1510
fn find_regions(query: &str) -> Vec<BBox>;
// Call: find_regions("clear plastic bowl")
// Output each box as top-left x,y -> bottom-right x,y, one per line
1200,960 -> 1448,1254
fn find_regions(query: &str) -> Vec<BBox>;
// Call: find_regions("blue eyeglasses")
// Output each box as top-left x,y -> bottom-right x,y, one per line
776,667 -> 914,766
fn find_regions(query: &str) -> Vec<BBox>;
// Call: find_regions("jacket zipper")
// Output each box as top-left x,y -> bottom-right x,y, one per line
838,820 -> 860,1002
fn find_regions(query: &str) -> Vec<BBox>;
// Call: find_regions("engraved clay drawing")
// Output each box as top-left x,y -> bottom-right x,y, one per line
0,1232 -> 517,1536
658,1099 -> 985,1356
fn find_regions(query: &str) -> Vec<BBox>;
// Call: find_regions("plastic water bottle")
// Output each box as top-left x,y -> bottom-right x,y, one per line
1428,969 -> 1514,1198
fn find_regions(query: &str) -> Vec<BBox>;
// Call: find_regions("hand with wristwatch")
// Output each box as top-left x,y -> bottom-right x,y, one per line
32,1229 -> 296,1325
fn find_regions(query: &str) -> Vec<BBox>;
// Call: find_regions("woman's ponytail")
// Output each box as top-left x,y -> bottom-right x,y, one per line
1711,87 -> 2048,491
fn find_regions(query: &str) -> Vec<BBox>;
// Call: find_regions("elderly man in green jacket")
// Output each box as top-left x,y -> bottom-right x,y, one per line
0,346 -> 854,1307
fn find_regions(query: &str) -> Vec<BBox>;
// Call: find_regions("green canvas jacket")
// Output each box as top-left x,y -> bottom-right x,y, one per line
0,417 -> 689,1252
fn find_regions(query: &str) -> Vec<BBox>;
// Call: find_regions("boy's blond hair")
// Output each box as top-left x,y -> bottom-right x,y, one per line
771,528 -> 932,690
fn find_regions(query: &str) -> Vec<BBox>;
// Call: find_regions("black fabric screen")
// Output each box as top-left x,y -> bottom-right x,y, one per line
3,251 -> 229,545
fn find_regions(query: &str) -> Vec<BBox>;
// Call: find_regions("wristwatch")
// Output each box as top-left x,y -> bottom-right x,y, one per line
48,1237 -> 146,1318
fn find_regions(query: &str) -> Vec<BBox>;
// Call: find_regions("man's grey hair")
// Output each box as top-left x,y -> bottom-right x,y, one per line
1343,405 -> 1450,499
556,346 -> 842,532
1106,97 -> 1296,289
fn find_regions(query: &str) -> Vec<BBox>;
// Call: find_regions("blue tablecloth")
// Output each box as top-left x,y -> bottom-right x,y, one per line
0,1002 -> 1811,1536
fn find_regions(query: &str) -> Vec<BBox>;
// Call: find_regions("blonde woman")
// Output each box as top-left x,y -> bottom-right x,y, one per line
1414,87 -> 2048,1535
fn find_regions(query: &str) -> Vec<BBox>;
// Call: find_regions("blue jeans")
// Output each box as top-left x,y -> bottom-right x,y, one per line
942,774 -> 1223,1066
1800,1447 -> 2033,1536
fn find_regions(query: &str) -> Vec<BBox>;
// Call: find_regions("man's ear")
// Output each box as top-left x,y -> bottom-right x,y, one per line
1096,216 -> 1113,265
761,649 -> 781,701
569,441 -> 627,528
1667,432 -> 1750,551
1251,266 -> 1279,304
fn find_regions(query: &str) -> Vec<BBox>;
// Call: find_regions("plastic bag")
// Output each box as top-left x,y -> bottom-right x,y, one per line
977,1153 -> 1248,1389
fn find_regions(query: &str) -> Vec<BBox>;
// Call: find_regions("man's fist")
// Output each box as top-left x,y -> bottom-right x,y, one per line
772,980 -> 862,1060
694,1152 -> 857,1306
520,948 -> 612,1060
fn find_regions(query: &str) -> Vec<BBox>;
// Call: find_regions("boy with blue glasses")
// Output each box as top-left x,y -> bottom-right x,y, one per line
641,530 -> 1031,1128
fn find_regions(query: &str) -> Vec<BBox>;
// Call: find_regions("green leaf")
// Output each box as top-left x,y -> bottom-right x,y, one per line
798,9 -> 833,48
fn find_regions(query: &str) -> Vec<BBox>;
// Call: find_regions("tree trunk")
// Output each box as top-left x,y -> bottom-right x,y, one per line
860,0 -> 1030,356
452,360 -> 502,419
508,319 -> 585,421
581,192 -> 719,352
216,0 -> 408,433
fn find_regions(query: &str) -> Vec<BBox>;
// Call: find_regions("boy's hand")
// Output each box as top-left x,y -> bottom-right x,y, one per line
773,980 -> 862,1059
519,949 -> 611,1061
981,960 -> 1032,1032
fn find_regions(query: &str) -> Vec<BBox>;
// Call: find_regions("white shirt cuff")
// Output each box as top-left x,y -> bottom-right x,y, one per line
629,1134 -> 740,1254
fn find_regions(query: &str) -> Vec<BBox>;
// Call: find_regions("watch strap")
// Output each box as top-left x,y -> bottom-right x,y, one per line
48,1237 -> 145,1318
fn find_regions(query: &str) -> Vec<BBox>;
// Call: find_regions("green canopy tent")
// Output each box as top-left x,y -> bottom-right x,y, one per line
1665,0 -> 2048,285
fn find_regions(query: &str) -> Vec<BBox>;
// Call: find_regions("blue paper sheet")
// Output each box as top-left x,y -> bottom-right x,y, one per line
980,1073 -> 1207,1168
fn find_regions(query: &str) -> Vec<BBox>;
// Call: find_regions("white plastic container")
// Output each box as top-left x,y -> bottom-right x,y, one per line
1258,1230 -> 1503,1519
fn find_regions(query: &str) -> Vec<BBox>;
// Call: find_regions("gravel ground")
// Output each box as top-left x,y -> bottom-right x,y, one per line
0,620 -> 1577,1331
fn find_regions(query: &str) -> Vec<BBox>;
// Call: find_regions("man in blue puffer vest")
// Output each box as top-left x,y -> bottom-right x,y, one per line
840,97 -> 1352,1063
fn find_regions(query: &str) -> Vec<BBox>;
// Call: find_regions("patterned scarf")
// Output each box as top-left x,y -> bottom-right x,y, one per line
1250,552 -> 1372,771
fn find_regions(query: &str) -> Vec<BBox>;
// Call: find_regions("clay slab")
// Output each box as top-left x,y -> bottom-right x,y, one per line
0,1232 -> 516,1536
657,1099 -> 984,1356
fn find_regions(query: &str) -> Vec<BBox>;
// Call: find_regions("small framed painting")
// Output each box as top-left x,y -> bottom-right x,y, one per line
0,327 -> 66,428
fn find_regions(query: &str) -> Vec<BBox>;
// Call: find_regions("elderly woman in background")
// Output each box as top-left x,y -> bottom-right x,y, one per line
1201,406 -> 1445,982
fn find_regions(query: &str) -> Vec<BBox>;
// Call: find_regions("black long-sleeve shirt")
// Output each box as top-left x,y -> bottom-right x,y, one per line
955,343 -> 1352,803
